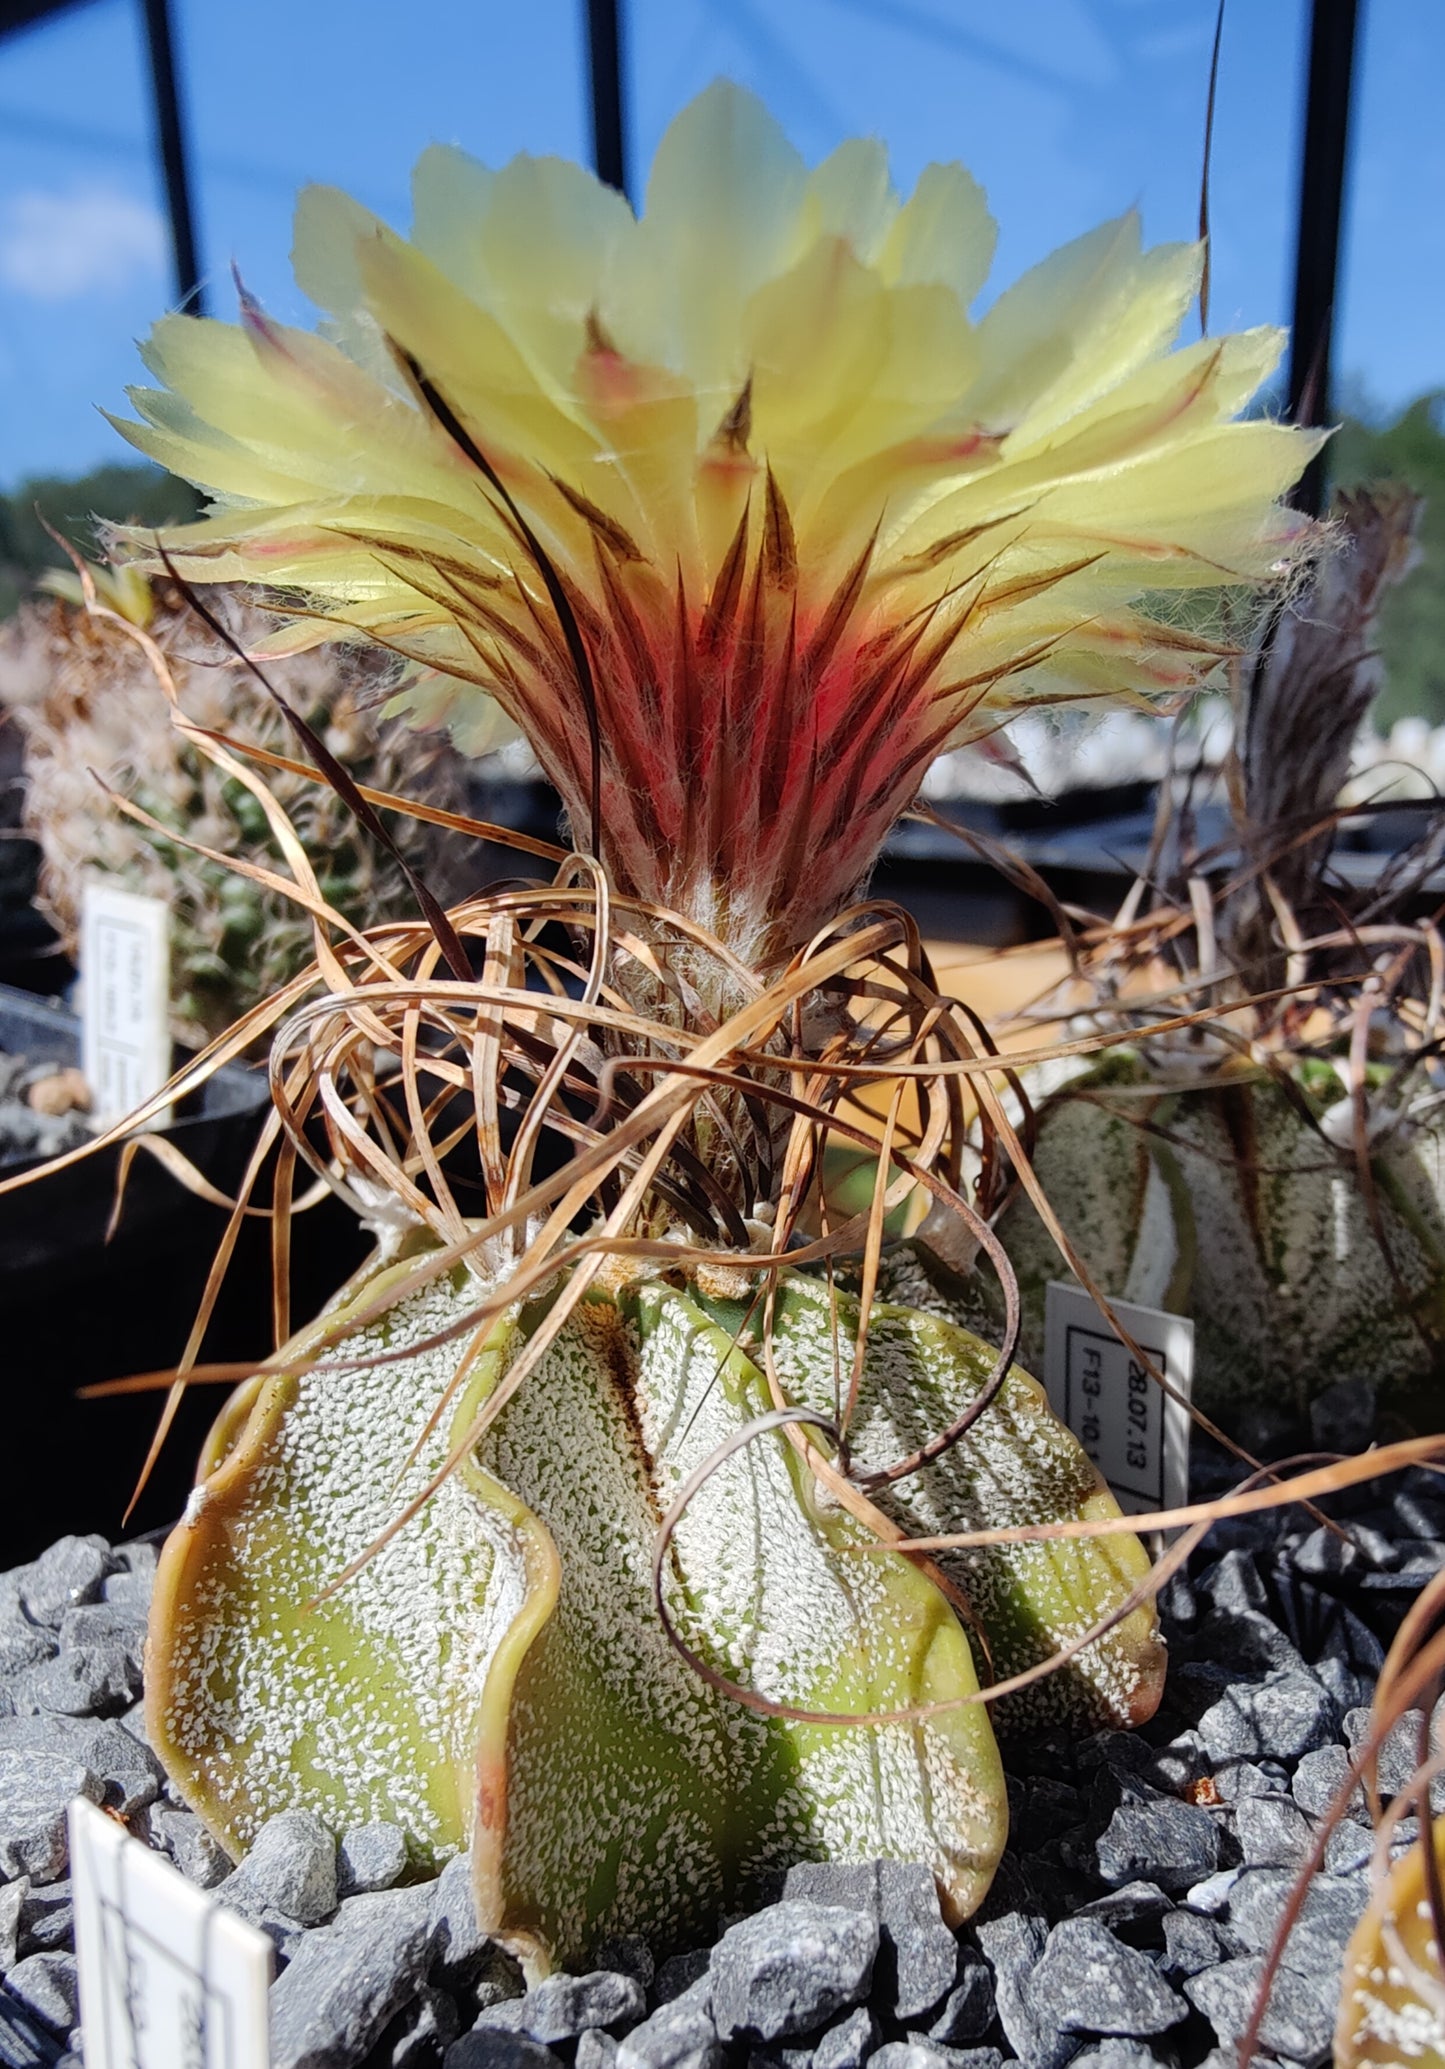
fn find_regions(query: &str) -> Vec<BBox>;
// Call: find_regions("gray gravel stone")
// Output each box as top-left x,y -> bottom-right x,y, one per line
1224,1869 -> 1367,1977
1211,1757 -> 1290,1803
577,2034 -> 619,2069
0,1715 -> 164,1816
3,1956 -> 77,2037
17,1884 -> 71,1957
148,1803 -> 231,1888
336,1822 -> 408,1897
101,1543 -> 157,1614
1029,1918 -> 1186,2038
388,1985 -> 460,2069
270,1885 -> 438,2069
12,1645 -> 140,1718
19,1541 -> 111,1628
808,2006 -> 876,2069
223,1809 -> 337,1926
1160,1908 -> 1224,1980
1196,1671 -> 1336,1763
1292,1743 -> 1366,1822
710,1902 -> 877,2042
615,1984 -> 722,2069
924,1948 -> 993,2047
1324,1821 -> 1374,1874
1344,1704 -> 1444,1805
0,1752 -> 102,1881
478,1973 -> 645,2044
782,1861 -> 957,2021
429,1854 -> 498,1993
0,1626 -> 55,1681
1186,1956 -> 1333,2060
0,1878 -> 27,1967
0,1986 -> 63,2068
1066,2044 -> 1171,2069
868,2045 -> 1001,2069
1234,1793 -> 1314,1869
1095,1792 -> 1222,1894
975,1912 -> 1068,2069
56,1604 -> 145,1661
446,2034 -> 563,2069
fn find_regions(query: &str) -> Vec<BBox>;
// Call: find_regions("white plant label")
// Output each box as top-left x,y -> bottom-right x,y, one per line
1043,1281 -> 1194,1518
69,1797 -> 271,2069
80,882 -> 171,1125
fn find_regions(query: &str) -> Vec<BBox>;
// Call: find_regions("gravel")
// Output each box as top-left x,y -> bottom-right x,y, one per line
0,1406 -> 1436,2069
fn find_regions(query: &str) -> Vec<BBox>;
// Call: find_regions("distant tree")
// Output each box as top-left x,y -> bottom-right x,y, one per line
0,464 -> 201,620
1330,392 -> 1445,727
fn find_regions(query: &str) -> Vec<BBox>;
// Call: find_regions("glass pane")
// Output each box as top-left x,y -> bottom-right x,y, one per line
626,0 -> 1308,344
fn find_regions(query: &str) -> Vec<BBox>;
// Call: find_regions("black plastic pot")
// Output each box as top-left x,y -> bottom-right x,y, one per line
0,985 -> 369,1566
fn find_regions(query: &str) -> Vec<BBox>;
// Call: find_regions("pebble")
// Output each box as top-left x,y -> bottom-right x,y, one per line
17,1886 -> 70,1959
3,1954 -> 77,2036
0,1716 -> 163,1817
0,1986 -> 63,2069
336,1822 -> 408,1897
710,1903 -> 877,2043
221,1809 -> 337,1927
0,1754 -> 102,1883
1095,1792 -> 1222,1893
782,1861 -> 957,2021
11,1646 -> 140,1719
1233,1793 -> 1315,1869
478,1972 -> 645,2044
868,2044 -> 1001,2069
807,2005 -> 876,2069
1186,1955 -> 1335,2060
269,1885 -> 437,2069
1292,1742 -> 1367,1822
1028,1918 -> 1187,2038
1224,1868 -> 1367,1977
615,1984 -> 723,2069
0,1883 -> 23,1970
19,1542 -> 112,1629
388,1984 -> 460,2067
922,1949 -> 993,2046
148,1803 -> 231,1888
1196,1670 -> 1336,1764
1159,1907 -> 1224,1980
447,2033 -> 563,2069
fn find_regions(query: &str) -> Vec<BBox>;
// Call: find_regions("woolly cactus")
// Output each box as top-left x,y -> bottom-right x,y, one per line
0,571 -> 458,1046
100,81 -> 1318,1968
943,488 -> 1445,1428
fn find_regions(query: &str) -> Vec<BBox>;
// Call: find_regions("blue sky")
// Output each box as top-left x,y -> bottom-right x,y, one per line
0,0 -> 1439,489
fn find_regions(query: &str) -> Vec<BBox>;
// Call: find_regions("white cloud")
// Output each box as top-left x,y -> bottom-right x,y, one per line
0,184 -> 167,302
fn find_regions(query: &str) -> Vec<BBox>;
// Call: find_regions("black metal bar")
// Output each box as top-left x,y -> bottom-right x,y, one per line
140,0 -> 204,315
0,0 -> 92,35
584,0 -> 630,203
1287,0 -> 1361,515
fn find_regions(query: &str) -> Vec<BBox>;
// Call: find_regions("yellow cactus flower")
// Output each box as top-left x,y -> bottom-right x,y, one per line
118,81 -> 1320,961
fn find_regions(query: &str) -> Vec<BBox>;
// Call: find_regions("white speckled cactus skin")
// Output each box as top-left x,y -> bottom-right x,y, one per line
148,1242 -> 1161,1969
955,1056 -> 1445,1426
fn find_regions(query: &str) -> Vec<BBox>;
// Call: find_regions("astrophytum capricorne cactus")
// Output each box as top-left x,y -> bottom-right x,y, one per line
943,490 -> 1445,1431
120,81 -> 1318,1968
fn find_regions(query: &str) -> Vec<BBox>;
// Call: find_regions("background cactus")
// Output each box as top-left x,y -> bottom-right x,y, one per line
0,571 -> 461,1046
943,487 -> 1445,1430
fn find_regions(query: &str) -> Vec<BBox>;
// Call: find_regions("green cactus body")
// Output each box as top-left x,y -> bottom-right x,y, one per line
959,1058 -> 1445,1424
148,1240 -> 1161,1968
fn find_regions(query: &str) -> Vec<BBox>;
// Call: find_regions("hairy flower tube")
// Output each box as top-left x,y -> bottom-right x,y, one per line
110,84 -> 1325,1972
120,82 -> 1319,965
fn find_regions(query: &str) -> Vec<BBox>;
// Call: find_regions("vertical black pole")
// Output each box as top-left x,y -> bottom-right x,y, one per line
1286,0 -> 1361,514
585,0 -> 630,203
140,0 -> 205,315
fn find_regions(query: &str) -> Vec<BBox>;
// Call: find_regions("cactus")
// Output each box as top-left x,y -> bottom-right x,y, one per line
88,81 -> 1320,1965
937,487 -> 1445,1428
0,570 -> 458,1046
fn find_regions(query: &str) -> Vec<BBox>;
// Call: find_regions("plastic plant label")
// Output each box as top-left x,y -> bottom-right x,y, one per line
1043,1281 -> 1194,1518
69,1797 -> 271,2069
80,881 -> 171,1125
